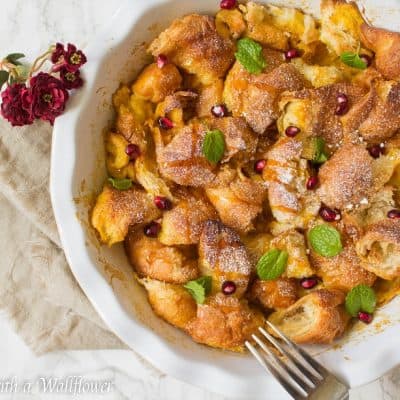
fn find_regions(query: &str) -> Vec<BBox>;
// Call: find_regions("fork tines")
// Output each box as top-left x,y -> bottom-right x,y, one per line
245,321 -> 330,399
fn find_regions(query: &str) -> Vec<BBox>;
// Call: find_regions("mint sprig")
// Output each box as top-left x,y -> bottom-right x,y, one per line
235,38 -> 267,74
345,284 -> 376,317
340,52 -> 367,70
202,129 -> 225,164
308,224 -> 343,258
184,276 -> 212,304
256,248 -> 288,280
108,177 -> 133,190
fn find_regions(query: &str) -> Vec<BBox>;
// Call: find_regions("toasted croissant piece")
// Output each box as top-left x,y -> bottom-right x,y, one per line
224,61 -> 306,135
148,14 -> 234,85
271,230 -> 314,279
132,63 -> 182,103
215,9 -> 246,39
195,79 -> 224,118
142,279 -> 197,329
249,278 -> 298,310
206,117 -> 258,163
318,144 -> 373,210
198,220 -> 252,297
240,2 -> 288,50
185,294 -> 264,351
91,184 -> 160,246
263,138 -> 319,230
361,24 -> 400,80
320,0 -> 366,55
311,242 -> 376,291
156,121 -> 217,187
206,170 -> 267,234
342,80 -> 400,144
159,190 -> 217,246
279,84 -> 367,146
356,220 -> 400,280
125,231 -> 198,284
363,186 -> 396,227
268,289 -> 349,344
105,132 -> 135,180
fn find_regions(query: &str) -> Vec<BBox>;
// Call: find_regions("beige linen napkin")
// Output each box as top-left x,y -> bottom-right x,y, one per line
0,118 -> 125,353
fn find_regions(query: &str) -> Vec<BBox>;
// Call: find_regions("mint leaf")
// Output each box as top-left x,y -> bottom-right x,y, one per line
308,224 -> 343,258
256,248 -> 288,280
345,284 -> 376,317
235,38 -> 267,74
313,137 -> 328,164
184,276 -> 212,304
108,177 -> 132,190
0,71 -> 9,88
202,129 -> 225,163
5,53 -> 25,66
340,52 -> 367,70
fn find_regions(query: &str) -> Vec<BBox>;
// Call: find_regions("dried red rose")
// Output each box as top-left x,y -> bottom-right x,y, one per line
29,72 -> 69,125
0,83 -> 34,126
64,43 -> 87,72
59,67 -> 83,90
51,43 -> 65,64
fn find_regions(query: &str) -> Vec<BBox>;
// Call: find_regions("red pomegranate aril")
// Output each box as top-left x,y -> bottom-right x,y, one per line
388,209 -> 400,219
319,206 -> 340,222
306,176 -> 319,190
300,277 -> 318,289
284,48 -> 301,60
220,0 -> 236,9
144,222 -> 161,238
368,144 -> 384,159
222,280 -> 236,295
359,54 -> 372,67
335,93 -> 349,116
285,125 -> 300,137
125,143 -> 141,160
154,196 -> 172,210
358,311 -> 373,324
254,159 -> 266,174
158,116 -> 174,130
211,104 -> 227,118
156,54 -> 168,68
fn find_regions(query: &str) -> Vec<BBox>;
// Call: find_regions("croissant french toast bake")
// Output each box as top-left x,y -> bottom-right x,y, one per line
91,0 -> 400,351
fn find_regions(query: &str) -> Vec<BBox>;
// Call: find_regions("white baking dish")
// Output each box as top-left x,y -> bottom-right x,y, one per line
50,1 -> 400,398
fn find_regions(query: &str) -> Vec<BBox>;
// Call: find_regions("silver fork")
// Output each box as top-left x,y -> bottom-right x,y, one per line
245,321 -> 349,400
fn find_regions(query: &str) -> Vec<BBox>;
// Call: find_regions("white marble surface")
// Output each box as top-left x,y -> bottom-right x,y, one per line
0,1 -> 399,399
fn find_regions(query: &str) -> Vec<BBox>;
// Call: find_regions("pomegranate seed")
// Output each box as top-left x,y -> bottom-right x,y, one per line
222,281 -> 236,295
335,93 -> 349,116
368,144 -> 384,159
319,206 -> 340,222
388,209 -> 400,219
254,159 -> 266,174
220,0 -> 236,9
211,104 -> 227,118
154,196 -> 172,210
143,221 -> 161,238
158,116 -> 174,130
125,144 -> 141,161
306,176 -> 319,190
359,54 -> 372,67
358,311 -> 373,324
284,48 -> 301,60
156,54 -> 168,68
300,277 -> 318,289
285,125 -> 300,137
